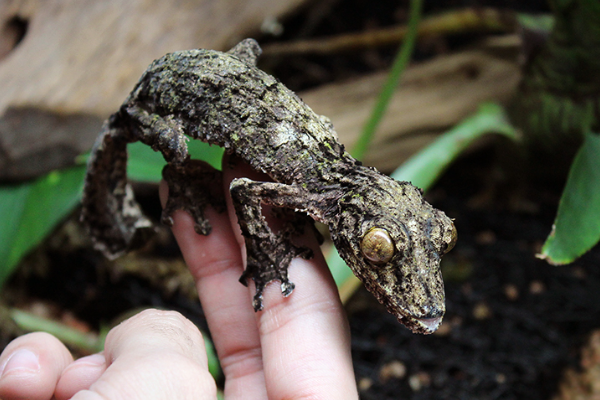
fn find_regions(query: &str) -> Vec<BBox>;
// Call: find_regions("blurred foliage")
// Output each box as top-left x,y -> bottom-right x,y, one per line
0,140 -> 223,289
510,0 -> 600,149
511,0 -> 600,263
539,132 -> 600,264
393,103 -> 517,189
127,138 -> 223,182
0,166 -> 85,287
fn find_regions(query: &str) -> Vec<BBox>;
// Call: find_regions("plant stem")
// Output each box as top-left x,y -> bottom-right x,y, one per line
9,308 -> 104,353
351,0 -> 423,160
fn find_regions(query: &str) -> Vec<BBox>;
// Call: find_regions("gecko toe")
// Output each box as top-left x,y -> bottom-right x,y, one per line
160,211 -> 175,227
252,290 -> 265,311
297,247 -> 313,260
193,220 -> 212,236
281,280 -> 295,297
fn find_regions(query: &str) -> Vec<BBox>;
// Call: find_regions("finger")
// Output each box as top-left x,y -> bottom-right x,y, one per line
258,254 -> 359,399
66,309 -> 216,400
0,332 -> 73,400
222,156 -> 359,399
159,180 -> 268,398
54,353 -> 107,400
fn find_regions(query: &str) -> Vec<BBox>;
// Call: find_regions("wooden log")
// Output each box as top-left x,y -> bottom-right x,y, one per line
0,0 -> 306,179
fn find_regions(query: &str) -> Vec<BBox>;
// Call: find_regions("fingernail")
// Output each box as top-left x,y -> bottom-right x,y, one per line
1,349 -> 40,377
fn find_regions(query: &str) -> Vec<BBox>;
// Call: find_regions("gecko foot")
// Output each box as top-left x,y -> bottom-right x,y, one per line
247,279 -> 296,312
161,160 -> 225,234
239,239 -> 313,311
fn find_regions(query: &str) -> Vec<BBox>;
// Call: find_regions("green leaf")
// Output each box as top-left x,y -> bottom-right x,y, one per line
187,139 -> 224,171
126,142 -> 167,182
127,139 -> 224,183
203,333 -> 222,380
539,132 -> 600,264
0,186 -> 30,272
392,102 -> 518,189
0,166 -> 86,287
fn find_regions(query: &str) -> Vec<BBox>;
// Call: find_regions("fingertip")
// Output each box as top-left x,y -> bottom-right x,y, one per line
104,309 -> 208,368
0,332 -> 73,400
253,238 -> 356,399
54,354 -> 107,400
64,310 -> 218,399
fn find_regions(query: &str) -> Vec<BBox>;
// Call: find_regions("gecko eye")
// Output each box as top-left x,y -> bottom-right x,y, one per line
443,223 -> 458,254
361,228 -> 395,264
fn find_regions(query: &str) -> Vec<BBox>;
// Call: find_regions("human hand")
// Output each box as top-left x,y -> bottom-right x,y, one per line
0,156 -> 358,399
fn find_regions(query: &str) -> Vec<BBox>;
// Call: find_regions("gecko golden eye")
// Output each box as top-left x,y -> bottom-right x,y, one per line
361,228 -> 395,264
443,223 -> 458,254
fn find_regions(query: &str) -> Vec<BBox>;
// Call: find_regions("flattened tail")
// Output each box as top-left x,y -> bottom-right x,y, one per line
80,122 -> 154,259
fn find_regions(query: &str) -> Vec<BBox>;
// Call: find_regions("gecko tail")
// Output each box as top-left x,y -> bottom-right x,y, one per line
80,121 -> 154,259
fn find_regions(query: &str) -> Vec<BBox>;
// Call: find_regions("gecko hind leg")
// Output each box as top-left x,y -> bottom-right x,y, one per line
229,178 -> 314,311
161,160 -> 225,235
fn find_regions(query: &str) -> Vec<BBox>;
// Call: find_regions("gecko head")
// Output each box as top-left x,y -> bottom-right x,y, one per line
331,173 -> 456,334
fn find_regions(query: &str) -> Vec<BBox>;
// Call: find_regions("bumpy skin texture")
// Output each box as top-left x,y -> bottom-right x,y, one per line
81,39 -> 456,334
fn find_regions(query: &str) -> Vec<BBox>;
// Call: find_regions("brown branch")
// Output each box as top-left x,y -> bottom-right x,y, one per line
262,8 -> 516,56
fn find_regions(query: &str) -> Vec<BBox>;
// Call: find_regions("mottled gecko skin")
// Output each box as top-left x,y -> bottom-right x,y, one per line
81,39 -> 456,334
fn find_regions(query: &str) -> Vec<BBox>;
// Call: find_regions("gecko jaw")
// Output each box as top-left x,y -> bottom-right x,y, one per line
415,316 -> 443,333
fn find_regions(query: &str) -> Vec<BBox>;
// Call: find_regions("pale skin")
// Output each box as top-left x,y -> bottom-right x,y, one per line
0,156 -> 358,400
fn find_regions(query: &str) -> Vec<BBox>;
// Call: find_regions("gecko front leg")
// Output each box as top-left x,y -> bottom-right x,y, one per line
122,105 -> 189,163
229,178 -> 324,311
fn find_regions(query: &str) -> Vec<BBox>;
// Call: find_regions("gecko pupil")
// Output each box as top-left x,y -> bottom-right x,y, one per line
361,228 -> 395,264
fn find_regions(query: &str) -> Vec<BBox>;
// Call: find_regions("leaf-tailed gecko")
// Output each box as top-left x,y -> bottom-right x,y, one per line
81,39 -> 456,334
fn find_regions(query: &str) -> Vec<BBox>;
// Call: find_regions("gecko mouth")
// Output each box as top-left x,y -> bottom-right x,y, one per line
415,316 -> 443,333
